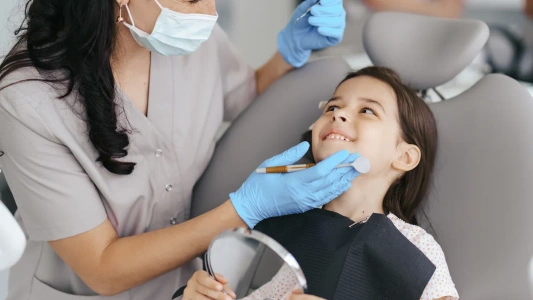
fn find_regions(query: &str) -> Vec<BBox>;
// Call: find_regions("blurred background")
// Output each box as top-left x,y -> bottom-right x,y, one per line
0,0 -> 532,298
2,0 -> 533,98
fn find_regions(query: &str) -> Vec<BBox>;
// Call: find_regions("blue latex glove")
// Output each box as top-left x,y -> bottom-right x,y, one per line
278,0 -> 346,67
230,142 -> 360,228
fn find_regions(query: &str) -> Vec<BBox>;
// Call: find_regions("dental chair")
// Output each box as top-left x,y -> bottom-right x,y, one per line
190,12 -> 533,299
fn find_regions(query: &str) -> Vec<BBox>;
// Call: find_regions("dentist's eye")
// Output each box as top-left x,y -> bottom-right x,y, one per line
361,108 -> 375,115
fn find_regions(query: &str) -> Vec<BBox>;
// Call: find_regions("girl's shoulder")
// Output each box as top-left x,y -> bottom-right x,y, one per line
387,213 -> 437,247
386,214 -> 459,300
386,213 -> 446,269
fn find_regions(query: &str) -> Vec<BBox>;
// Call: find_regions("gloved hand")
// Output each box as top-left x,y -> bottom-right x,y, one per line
230,142 -> 360,228
278,0 -> 346,68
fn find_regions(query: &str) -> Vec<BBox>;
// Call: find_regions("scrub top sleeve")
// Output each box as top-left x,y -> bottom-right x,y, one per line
0,91 -> 107,242
212,24 -> 257,122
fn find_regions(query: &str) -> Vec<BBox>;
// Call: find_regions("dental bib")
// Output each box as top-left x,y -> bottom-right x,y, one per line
255,209 -> 436,300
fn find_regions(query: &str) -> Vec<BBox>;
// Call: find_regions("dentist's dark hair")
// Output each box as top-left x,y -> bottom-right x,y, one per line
302,66 -> 438,225
0,0 -> 135,175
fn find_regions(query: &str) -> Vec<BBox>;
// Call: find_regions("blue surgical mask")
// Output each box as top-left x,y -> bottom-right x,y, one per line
122,0 -> 218,56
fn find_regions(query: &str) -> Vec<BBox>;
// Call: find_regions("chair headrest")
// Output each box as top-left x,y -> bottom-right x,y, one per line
363,12 -> 489,90
423,74 -> 533,298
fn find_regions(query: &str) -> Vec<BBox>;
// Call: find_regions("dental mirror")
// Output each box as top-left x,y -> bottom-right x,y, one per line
205,228 -> 307,299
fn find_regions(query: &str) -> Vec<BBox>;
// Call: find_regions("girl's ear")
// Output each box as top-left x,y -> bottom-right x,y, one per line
392,142 -> 421,172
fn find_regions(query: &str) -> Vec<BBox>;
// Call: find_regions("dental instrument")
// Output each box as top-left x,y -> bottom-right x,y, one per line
256,155 -> 371,174
295,1 -> 321,24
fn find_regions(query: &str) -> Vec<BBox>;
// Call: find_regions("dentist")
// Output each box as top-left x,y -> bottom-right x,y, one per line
0,0 -> 356,299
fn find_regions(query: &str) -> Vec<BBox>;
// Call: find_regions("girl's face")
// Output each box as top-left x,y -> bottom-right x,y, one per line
312,76 -> 406,178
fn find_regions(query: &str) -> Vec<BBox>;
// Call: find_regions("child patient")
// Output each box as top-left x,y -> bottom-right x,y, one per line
183,67 -> 459,300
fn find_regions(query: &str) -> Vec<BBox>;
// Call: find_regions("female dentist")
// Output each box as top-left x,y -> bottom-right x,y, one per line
0,0 -> 356,299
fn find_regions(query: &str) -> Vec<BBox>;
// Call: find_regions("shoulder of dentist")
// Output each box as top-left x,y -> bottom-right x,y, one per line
0,0 -> 357,299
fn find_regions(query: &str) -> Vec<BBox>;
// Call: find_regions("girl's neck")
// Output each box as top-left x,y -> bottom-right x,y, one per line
323,175 -> 388,223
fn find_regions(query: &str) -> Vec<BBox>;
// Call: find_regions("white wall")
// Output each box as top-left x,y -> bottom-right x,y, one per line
0,270 -> 7,300
466,0 -> 523,9
216,0 -> 294,68
1,0 -> 24,56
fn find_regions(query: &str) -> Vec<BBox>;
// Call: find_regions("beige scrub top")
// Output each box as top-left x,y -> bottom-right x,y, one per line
0,24 -> 256,300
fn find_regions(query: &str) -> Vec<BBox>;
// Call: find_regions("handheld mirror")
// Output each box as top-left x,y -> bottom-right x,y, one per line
205,228 -> 307,299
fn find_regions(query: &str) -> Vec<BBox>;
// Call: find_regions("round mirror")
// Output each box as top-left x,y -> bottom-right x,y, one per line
205,228 -> 307,299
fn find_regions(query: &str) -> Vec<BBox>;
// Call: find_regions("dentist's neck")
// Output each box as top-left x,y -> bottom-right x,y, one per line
323,174 -> 388,223
111,22 -> 151,78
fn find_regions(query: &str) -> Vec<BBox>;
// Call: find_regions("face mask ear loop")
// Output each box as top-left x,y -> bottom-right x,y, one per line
153,0 -> 164,10
124,4 -> 135,27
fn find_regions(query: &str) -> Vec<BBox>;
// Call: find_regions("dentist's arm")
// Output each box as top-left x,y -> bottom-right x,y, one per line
50,201 -> 245,296
0,201 -> 26,271
363,0 -> 464,18
255,0 -> 346,95
255,52 -> 293,96
49,144 -> 358,296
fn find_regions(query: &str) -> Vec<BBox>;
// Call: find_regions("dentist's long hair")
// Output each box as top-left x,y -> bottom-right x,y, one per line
0,0 -> 135,175
303,67 -> 438,225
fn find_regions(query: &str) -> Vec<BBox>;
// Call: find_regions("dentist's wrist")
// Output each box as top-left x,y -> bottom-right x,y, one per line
229,193 -> 259,229
255,52 -> 294,95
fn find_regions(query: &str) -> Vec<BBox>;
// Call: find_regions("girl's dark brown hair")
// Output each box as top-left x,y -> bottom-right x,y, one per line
303,66 -> 438,224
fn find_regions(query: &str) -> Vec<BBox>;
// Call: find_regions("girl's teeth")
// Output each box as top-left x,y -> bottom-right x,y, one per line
327,134 -> 351,142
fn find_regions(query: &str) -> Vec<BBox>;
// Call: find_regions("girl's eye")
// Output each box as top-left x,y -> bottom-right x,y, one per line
326,105 -> 339,112
189,0 -> 201,4
361,108 -> 375,115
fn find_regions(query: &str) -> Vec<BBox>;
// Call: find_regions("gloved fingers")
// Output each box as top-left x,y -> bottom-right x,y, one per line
309,167 -> 353,192
308,16 -> 345,28
295,0 -> 320,14
259,142 -> 310,168
323,169 -> 359,203
317,0 -> 343,6
311,164 -> 359,192
317,26 -> 345,41
308,152 -> 359,189
313,172 -> 355,206
343,153 -> 362,164
310,4 -> 344,17
295,150 -> 349,182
